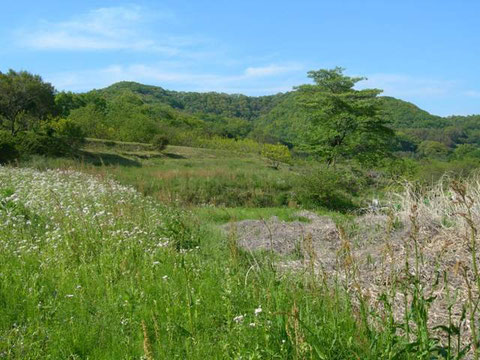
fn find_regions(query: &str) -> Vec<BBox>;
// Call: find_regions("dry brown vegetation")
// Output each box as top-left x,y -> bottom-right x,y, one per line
227,173 -> 480,358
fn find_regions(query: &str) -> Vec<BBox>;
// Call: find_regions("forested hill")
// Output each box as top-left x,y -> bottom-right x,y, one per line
100,81 -> 285,120
86,81 -> 479,150
378,96 -> 446,128
96,81 -> 449,129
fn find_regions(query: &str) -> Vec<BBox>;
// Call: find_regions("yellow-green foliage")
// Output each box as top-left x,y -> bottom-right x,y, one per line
261,143 -> 291,169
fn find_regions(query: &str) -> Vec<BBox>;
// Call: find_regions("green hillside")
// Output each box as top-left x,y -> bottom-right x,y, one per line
53,80 -> 480,155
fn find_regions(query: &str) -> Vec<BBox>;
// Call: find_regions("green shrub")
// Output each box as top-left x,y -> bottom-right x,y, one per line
296,166 -> 363,211
15,132 -> 71,157
418,140 -> 449,159
51,118 -> 86,149
261,143 -> 291,169
0,131 -> 19,163
152,134 -> 169,152
453,144 -> 480,159
15,132 -> 45,155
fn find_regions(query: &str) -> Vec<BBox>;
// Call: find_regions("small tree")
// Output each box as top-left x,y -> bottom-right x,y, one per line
453,144 -> 480,159
296,67 -> 394,166
261,143 -> 291,169
152,134 -> 169,152
0,131 -> 18,163
418,140 -> 449,159
51,118 -> 86,149
0,70 -> 57,135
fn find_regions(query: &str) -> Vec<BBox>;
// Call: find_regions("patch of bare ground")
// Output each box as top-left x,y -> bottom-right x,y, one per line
222,179 -> 480,358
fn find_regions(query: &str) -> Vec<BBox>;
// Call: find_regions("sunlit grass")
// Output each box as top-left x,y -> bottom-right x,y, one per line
0,166 -> 379,359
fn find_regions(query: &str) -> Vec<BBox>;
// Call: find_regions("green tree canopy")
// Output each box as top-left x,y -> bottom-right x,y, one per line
295,67 -> 394,165
0,70 -> 57,135
418,140 -> 449,159
453,144 -> 480,159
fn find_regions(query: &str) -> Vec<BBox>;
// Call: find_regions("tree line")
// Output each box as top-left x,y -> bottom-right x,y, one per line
2,67 -> 480,171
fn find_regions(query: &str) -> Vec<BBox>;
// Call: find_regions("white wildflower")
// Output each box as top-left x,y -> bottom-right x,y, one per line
233,315 -> 245,323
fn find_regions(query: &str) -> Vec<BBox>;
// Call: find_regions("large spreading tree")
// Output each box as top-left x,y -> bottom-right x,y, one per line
296,67 -> 394,166
0,70 -> 57,135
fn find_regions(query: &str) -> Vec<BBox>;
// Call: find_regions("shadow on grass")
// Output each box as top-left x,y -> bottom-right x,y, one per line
164,152 -> 186,159
76,151 -> 142,167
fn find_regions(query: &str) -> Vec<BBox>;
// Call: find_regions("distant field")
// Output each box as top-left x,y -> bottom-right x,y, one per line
23,138 -> 305,208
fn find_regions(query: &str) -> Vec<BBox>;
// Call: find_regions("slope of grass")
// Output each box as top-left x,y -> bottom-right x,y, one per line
22,140 -> 303,208
0,166 -> 385,359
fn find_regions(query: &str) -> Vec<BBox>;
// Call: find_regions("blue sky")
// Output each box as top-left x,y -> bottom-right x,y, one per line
1,0 -> 479,116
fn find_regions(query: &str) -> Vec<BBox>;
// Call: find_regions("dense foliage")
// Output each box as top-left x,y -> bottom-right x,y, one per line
57,76 -> 480,163
0,70 -> 85,162
3,67 -> 480,186
296,67 -> 394,165
0,70 -> 57,135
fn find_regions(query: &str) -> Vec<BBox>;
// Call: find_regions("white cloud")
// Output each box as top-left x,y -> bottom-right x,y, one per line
359,73 -> 457,98
244,64 -> 302,77
17,5 -> 190,55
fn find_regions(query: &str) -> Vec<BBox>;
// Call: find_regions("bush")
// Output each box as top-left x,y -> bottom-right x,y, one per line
261,143 -> 291,169
418,140 -> 449,159
152,134 -> 169,152
453,144 -> 480,160
296,166 -> 364,211
15,131 -> 71,157
0,131 -> 19,164
50,118 -> 86,149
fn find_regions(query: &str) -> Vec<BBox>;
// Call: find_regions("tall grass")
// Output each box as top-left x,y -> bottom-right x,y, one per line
0,166 -> 386,359
4,164 -> 480,358
330,173 -> 480,359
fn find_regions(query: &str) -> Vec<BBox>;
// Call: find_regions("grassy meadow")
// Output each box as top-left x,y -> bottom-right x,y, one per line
3,139 -> 480,359
22,139 -> 311,209
0,165 -> 380,359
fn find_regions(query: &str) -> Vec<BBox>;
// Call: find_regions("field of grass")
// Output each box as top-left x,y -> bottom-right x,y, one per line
0,166 -> 389,359
5,139 -> 480,359
22,139 -> 305,209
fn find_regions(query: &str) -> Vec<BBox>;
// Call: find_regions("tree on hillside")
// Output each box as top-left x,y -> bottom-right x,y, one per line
261,143 -> 292,169
0,70 -> 57,135
418,140 -> 449,159
296,67 -> 394,166
56,90 -> 107,118
453,144 -> 480,159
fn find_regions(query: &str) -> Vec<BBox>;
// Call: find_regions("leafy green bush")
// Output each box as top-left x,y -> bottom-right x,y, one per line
51,118 -> 86,149
0,131 -> 19,163
418,140 -> 449,159
261,143 -> 291,169
15,131 -> 71,157
296,166 -> 364,211
453,144 -> 480,159
152,134 -> 169,152
383,157 -> 419,180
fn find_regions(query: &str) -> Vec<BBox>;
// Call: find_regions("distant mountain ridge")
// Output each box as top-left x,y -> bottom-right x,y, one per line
97,81 -> 449,125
